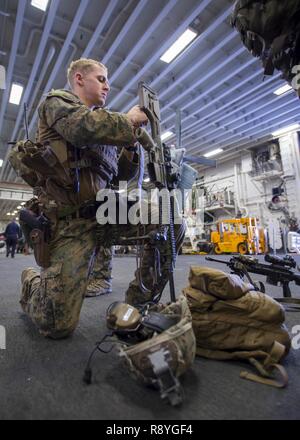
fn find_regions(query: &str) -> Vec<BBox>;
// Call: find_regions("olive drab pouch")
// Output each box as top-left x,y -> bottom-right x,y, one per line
183,266 -> 291,388
231,0 -> 300,87
20,142 -> 74,188
8,140 -> 40,187
8,139 -> 74,190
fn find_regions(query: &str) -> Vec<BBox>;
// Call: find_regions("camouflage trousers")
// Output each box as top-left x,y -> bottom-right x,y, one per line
21,215 -> 185,339
89,245 -> 113,283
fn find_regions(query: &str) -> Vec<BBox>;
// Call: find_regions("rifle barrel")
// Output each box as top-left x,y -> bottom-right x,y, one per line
205,256 -> 229,264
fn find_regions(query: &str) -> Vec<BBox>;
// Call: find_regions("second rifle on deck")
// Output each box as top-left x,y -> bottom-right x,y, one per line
206,254 -> 300,302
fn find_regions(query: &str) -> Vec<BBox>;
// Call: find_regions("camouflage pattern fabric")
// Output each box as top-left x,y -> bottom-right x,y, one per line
119,294 -> 196,384
86,246 -> 113,296
91,246 -> 113,283
39,89 -> 137,148
36,89 -> 139,206
19,88 -> 185,339
21,214 -> 185,339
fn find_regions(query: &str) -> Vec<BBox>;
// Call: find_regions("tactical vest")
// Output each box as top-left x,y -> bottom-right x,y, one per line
38,90 -> 118,201
9,90 -> 119,207
231,0 -> 300,85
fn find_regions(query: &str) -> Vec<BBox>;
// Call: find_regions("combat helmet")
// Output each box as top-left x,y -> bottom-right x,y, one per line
111,294 -> 196,406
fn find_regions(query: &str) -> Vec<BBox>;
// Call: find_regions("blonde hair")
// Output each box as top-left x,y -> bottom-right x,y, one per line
67,58 -> 107,88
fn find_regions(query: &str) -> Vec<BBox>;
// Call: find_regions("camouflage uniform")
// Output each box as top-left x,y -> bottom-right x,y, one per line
20,89 -> 185,339
86,147 -> 146,297
86,246 -> 113,297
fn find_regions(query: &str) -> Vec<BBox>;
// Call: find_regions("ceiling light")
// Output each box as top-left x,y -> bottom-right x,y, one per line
161,131 -> 174,141
273,84 -> 293,96
143,177 -> 150,183
272,124 -> 300,137
17,206 -> 22,209
31,0 -> 49,11
7,213 -> 10,216
21,202 -> 26,206
160,29 -> 197,63
9,83 -> 23,105
203,148 -> 224,158
0,159 -> 3,167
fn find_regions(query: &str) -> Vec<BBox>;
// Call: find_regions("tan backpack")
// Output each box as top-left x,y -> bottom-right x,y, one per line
183,267 -> 291,388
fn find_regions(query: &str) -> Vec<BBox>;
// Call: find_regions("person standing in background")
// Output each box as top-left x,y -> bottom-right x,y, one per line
4,219 -> 21,258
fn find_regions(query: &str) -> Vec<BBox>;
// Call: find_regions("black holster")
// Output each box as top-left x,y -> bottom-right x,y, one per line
30,229 -> 50,269
19,209 -> 51,269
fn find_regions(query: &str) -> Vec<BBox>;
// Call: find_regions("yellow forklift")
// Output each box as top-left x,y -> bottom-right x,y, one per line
211,218 -> 266,255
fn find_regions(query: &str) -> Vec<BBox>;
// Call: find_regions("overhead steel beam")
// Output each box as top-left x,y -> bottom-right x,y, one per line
109,0 -> 178,84
108,0 -> 215,109
0,0 -> 60,180
81,0 -> 119,59
103,0 -> 148,65
0,181 -> 33,202
187,94 -> 298,149
184,156 -> 216,167
162,45 -> 246,116
172,73 -> 281,142
10,0 -> 59,139
185,86 -> 295,148
185,91 -> 299,152
195,112 -> 300,162
28,0 -> 90,135
189,103 -> 300,155
122,4 -> 233,112
61,0 -> 119,89
3,46 -> 57,182
190,85 -> 281,146
0,1 -> 26,141
0,181 -> 32,191
162,66 -> 265,129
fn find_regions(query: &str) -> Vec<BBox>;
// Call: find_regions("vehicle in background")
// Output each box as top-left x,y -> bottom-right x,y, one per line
211,217 -> 267,255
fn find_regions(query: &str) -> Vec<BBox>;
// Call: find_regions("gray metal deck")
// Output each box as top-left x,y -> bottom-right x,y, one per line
0,253 -> 299,420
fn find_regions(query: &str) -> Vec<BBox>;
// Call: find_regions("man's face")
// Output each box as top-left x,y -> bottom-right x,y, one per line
79,65 -> 110,108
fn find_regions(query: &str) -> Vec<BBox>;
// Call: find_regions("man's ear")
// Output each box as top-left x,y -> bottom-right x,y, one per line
74,72 -> 84,87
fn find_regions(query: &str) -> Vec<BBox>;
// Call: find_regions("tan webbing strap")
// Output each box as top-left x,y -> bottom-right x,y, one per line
240,363 -> 288,388
264,341 -> 286,368
240,342 -> 288,388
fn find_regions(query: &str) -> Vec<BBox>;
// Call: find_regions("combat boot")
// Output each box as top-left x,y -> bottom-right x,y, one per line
85,278 -> 112,297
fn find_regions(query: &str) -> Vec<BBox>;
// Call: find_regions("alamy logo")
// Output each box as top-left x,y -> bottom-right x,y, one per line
292,325 -> 300,350
291,65 -> 300,91
0,325 -> 6,350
